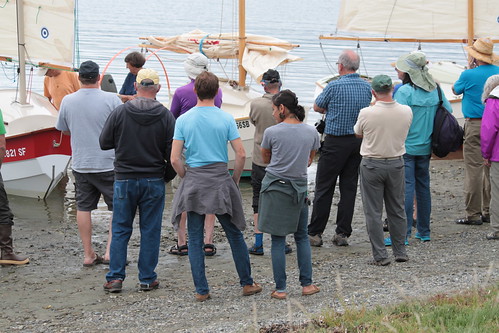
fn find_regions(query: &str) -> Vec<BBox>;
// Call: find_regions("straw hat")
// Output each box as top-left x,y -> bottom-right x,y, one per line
396,52 -> 436,92
184,53 -> 209,80
465,38 -> 499,65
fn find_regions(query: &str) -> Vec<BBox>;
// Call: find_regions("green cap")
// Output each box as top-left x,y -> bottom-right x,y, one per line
371,75 -> 393,92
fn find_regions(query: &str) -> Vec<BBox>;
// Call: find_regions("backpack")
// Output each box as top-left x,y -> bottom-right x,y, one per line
431,86 -> 464,158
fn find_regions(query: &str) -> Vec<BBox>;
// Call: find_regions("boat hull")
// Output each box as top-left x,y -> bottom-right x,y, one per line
0,90 -> 72,199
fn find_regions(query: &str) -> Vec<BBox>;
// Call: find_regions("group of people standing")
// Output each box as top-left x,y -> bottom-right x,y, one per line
1,37 -> 498,301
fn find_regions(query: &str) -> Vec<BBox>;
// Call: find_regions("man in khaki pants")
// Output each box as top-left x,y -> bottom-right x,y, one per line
453,38 -> 499,225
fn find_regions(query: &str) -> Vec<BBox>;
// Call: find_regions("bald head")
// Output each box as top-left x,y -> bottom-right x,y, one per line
338,50 -> 360,74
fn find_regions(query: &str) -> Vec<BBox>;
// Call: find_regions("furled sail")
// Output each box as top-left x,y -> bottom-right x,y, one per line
336,0 -> 499,40
0,0 -> 75,68
141,29 -> 302,81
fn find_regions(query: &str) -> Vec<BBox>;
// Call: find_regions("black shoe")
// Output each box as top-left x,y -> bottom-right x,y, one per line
139,280 -> 159,291
455,218 -> 482,225
481,215 -> 490,223
103,279 -> 123,293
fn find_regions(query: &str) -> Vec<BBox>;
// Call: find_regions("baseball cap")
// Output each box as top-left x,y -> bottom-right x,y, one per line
78,61 -> 99,79
136,68 -> 160,86
261,69 -> 280,83
371,75 -> 393,92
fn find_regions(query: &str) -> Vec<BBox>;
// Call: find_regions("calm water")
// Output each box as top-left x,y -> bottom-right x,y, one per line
1,0 -> 469,212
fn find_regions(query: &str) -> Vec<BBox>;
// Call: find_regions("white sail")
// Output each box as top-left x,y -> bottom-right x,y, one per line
142,29 -> 302,81
0,0 -> 75,67
337,0 -> 499,40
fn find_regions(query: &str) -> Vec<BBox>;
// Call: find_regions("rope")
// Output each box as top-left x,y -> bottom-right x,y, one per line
319,42 -> 337,75
357,42 -> 369,78
384,0 -> 398,38
74,0 -> 80,66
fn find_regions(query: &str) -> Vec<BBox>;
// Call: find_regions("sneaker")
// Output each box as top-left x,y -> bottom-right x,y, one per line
332,233 -> 348,246
284,244 -> 293,255
242,283 -> 263,296
486,232 -> 499,240
248,244 -> 264,255
481,215 -> 490,223
103,279 -> 123,293
455,218 -> 482,225
308,234 -> 323,247
384,237 -> 409,246
368,258 -> 391,266
415,233 -> 431,242
139,280 -> 159,291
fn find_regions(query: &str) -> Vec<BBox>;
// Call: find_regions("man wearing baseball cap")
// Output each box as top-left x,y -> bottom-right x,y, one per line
354,75 -> 413,265
100,68 -> 175,293
56,60 -> 122,267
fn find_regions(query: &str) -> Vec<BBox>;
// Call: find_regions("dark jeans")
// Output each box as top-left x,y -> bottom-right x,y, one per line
308,135 -> 361,237
0,173 -> 14,226
250,163 -> 266,214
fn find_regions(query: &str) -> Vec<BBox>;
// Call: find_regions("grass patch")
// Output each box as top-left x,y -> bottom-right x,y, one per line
259,283 -> 498,333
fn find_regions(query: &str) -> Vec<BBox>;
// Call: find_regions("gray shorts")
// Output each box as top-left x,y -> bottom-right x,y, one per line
73,171 -> 114,211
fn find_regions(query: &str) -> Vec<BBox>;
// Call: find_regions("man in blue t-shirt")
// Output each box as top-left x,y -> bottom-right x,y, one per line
453,38 -> 499,225
118,52 -> 145,103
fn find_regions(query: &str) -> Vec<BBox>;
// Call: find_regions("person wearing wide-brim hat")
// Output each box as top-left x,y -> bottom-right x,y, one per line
389,51 -> 453,246
453,38 -> 499,226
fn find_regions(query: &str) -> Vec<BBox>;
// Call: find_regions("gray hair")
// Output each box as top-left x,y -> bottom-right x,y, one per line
482,74 -> 499,102
338,50 -> 360,71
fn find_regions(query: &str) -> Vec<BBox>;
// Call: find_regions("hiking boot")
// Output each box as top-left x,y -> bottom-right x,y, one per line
248,244 -> 264,255
486,232 -> 499,240
415,233 -> 431,242
332,233 -> 348,246
139,280 -> 159,291
308,234 -> 323,247
284,244 -> 293,255
0,225 -> 29,265
368,258 -> 391,266
103,279 -> 123,293
395,255 -> 409,262
242,283 -> 262,296
455,218 -> 482,225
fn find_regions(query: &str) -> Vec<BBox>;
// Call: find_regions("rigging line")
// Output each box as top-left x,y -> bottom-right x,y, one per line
384,0 -> 398,38
357,42 -> 369,78
319,42 -> 337,75
0,0 -> 8,9
74,0 -> 80,66
219,0 -> 224,35
35,5 -> 41,23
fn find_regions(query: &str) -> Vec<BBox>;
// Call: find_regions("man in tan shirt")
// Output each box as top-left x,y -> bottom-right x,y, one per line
43,68 -> 80,110
354,75 -> 412,266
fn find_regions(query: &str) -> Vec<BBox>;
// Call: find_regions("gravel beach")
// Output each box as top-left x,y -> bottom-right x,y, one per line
1,159 -> 497,332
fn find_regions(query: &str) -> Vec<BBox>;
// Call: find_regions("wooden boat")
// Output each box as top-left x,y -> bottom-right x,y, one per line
0,0 -> 73,198
137,0 -> 302,176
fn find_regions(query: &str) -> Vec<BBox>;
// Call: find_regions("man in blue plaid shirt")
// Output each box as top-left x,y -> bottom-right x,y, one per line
308,50 -> 372,247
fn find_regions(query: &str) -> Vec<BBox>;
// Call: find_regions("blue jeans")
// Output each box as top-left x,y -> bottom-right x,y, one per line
187,212 -> 254,295
106,178 -> 165,284
271,202 -> 312,292
404,154 -> 431,238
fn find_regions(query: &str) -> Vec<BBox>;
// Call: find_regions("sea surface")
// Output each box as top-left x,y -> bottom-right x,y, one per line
1,0 -> 470,212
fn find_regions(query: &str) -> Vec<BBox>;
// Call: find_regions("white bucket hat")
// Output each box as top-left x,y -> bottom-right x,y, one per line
184,53 -> 209,80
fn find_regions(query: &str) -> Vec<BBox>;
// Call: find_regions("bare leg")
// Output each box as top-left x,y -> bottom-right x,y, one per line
76,210 -> 96,265
178,212 -> 187,246
103,218 -> 112,261
204,214 -> 216,245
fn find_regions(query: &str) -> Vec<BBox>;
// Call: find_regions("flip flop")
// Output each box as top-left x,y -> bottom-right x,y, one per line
302,284 -> 320,296
203,244 -> 217,256
270,290 -> 287,300
83,254 -> 103,267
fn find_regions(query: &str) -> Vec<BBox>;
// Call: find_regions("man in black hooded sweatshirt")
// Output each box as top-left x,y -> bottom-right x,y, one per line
100,68 -> 175,293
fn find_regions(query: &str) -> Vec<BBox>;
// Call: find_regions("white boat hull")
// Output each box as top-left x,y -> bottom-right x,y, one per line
0,89 -> 72,199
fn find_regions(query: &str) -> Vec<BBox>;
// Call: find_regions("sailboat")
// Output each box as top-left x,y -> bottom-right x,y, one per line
137,0 -> 301,176
0,0 -> 73,198
316,0 -> 499,124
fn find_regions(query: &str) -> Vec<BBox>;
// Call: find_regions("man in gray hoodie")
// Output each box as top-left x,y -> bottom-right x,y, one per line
100,69 -> 175,293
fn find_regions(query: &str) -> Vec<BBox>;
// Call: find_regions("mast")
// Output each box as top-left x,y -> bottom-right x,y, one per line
467,0 -> 474,45
16,0 -> 28,105
238,0 -> 247,87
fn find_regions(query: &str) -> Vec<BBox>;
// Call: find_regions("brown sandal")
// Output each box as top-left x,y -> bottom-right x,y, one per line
271,290 -> 287,300
302,284 -> 320,296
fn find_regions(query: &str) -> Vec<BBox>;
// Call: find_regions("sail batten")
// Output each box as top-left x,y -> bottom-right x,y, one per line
0,0 -> 75,68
